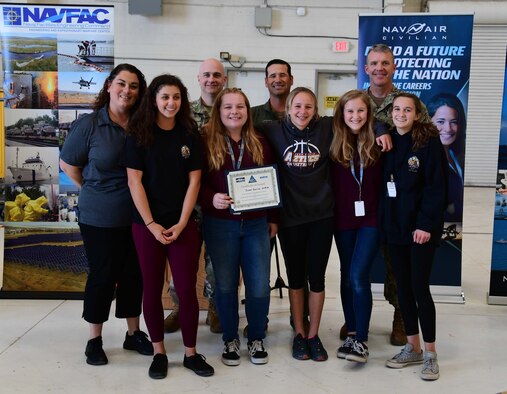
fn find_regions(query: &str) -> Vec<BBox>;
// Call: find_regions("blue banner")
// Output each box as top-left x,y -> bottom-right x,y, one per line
489,48 -> 507,303
358,13 -> 474,300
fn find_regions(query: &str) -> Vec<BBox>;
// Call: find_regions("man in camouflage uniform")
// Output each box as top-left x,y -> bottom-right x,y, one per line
164,58 -> 227,334
342,43 -> 430,346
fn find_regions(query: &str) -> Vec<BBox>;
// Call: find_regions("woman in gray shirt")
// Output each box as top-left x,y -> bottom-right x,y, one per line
60,64 -> 152,367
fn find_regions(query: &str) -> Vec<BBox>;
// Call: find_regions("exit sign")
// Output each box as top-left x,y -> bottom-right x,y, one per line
333,41 -> 350,53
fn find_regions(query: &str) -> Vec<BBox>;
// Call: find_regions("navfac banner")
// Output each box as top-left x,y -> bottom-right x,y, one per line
489,48 -> 507,305
0,3 -> 114,296
358,13 -> 474,302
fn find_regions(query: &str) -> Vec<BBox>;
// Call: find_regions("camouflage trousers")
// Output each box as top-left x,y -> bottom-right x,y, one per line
168,245 -> 214,304
168,205 -> 214,304
381,244 -> 400,309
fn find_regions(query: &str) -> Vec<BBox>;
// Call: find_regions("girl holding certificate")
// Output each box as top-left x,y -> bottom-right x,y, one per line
330,90 -> 382,364
200,88 -> 277,367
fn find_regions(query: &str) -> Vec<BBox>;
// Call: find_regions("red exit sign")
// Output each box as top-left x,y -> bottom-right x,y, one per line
333,41 -> 350,53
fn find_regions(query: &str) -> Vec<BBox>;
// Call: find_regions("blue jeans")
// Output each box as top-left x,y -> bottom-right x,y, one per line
334,227 -> 380,342
203,215 -> 271,342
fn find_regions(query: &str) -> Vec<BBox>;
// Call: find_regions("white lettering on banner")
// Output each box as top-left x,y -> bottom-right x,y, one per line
412,69 -> 461,80
23,7 -> 109,24
416,46 -> 465,56
395,58 -> 452,68
382,24 -> 447,34
2,6 -> 110,26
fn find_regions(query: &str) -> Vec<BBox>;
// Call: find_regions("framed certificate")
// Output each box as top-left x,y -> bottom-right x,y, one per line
225,165 -> 282,213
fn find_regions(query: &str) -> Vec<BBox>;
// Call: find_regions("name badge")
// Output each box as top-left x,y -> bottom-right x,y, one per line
354,200 -> 365,217
387,181 -> 397,198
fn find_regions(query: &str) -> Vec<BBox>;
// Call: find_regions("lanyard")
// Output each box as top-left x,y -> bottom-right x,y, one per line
350,158 -> 363,201
225,135 -> 245,170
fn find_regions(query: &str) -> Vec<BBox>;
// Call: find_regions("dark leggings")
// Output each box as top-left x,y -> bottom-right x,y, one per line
132,220 -> 200,346
79,223 -> 142,324
278,217 -> 334,292
388,242 -> 437,343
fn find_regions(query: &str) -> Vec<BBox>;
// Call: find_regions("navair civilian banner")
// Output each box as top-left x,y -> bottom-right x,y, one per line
358,13 -> 474,302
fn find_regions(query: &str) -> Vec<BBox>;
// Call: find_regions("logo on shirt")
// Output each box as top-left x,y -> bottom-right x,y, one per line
181,145 -> 190,159
282,140 -> 320,168
408,156 -> 420,172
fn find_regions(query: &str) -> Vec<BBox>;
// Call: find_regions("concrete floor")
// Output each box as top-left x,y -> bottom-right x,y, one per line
0,187 -> 505,394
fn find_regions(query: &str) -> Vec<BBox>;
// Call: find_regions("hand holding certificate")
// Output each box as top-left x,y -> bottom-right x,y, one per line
226,165 -> 282,213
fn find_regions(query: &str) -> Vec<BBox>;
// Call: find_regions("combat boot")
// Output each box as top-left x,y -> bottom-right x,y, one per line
390,308 -> 407,346
206,300 -> 223,333
163,306 -> 180,333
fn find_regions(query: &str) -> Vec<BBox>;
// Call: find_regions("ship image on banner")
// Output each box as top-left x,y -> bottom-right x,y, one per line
8,147 -> 52,184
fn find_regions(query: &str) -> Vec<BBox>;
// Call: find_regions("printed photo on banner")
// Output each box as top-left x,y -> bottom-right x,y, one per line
4,108 -> 59,147
0,33 -> 57,72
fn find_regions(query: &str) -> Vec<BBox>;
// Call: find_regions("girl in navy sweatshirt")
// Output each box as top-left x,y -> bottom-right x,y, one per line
382,92 -> 446,381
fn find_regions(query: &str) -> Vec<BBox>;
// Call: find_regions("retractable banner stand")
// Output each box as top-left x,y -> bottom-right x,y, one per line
0,4 -> 114,298
489,48 -> 507,305
358,13 -> 474,303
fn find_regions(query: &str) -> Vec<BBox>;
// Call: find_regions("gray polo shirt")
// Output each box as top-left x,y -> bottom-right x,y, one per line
60,106 -> 133,227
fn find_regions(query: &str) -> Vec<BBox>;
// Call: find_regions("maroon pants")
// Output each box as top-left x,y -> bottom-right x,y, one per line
132,220 -> 200,346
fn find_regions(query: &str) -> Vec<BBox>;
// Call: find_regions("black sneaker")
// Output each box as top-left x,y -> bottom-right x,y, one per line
345,339 -> 369,363
183,353 -> 215,377
123,330 -> 154,356
307,335 -> 328,362
85,336 -> 108,366
222,339 -> 241,366
149,353 -> 168,379
292,333 -> 310,360
247,339 -> 268,365
336,336 -> 355,359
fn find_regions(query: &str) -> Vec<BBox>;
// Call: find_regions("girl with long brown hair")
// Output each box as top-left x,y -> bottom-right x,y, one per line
200,88 -> 277,367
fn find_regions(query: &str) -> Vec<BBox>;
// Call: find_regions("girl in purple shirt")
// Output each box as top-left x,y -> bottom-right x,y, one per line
330,90 -> 382,364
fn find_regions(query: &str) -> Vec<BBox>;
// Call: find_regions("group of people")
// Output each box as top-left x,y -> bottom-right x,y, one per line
78,40 -> 97,56
59,43 -> 464,382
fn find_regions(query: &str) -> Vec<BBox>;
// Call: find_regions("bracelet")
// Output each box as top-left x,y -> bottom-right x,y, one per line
145,220 -> 154,227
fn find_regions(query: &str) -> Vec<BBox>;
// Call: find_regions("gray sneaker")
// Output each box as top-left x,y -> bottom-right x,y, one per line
420,351 -> 440,381
386,343 -> 424,368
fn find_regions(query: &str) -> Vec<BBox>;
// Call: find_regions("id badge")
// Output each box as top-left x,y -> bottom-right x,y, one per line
354,201 -> 365,217
387,181 -> 397,197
